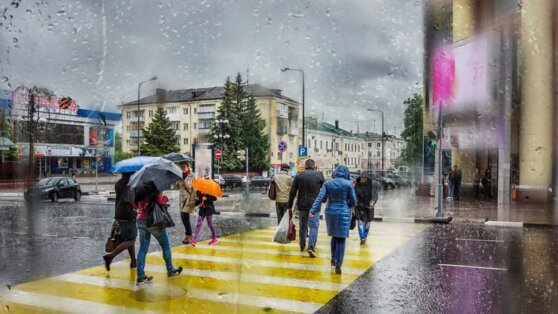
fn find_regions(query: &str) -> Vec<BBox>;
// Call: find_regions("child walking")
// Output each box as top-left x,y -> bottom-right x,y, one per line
192,191 -> 218,246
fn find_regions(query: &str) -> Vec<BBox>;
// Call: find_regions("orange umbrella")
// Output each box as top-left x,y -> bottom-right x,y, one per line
192,177 -> 223,198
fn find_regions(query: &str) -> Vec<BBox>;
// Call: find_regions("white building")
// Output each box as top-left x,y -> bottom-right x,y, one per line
359,132 -> 405,171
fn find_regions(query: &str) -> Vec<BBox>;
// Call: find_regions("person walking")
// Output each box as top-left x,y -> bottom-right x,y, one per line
450,165 -> 462,200
288,159 -> 325,257
473,167 -> 482,200
354,174 -> 379,245
136,186 -> 182,285
482,168 -> 492,201
103,172 -> 137,271
310,165 -> 357,274
177,161 -> 196,245
191,191 -> 218,246
272,163 -> 293,224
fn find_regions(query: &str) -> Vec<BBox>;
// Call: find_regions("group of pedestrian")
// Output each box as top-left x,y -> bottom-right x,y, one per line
103,160 -> 218,286
447,165 -> 462,200
271,159 -> 378,274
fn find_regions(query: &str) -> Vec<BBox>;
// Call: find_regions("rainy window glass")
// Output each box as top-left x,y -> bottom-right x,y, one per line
2,0 -> 558,313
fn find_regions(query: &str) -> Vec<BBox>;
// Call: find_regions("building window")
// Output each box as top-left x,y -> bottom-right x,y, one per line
126,112 -> 131,119
376,151 -> 381,157
183,108 -> 189,115
308,139 -> 311,148
183,123 -> 189,130
148,110 -> 154,117
194,108 -> 197,114
377,143 -> 381,148
126,126 -> 130,131
183,138 -> 189,145
166,107 -> 177,114
193,123 -> 197,129
170,122 -> 179,130
320,141 -> 323,149
314,140 -> 317,148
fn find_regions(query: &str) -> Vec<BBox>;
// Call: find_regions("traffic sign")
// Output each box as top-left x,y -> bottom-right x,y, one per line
278,141 -> 288,153
215,150 -> 222,159
298,146 -> 308,157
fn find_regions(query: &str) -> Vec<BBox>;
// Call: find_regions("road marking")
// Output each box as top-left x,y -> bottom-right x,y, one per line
455,238 -> 505,243
439,264 -> 508,271
112,262 -> 348,291
485,221 -> 523,227
54,273 -> 322,313
1,290 -> 156,314
166,252 -> 366,275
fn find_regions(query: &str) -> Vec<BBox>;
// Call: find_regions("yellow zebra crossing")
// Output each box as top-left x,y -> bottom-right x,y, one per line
0,222 -> 427,313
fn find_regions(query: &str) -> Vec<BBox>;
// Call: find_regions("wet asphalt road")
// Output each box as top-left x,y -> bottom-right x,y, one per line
2,197 -> 558,313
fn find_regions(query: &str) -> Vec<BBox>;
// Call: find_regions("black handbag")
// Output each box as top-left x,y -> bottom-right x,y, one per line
350,212 -> 357,230
268,180 -> 277,201
105,221 -> 121,253
147,202 -> 175,228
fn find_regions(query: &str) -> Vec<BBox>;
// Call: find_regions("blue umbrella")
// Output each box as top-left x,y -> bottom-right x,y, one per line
109,156 -> 162,173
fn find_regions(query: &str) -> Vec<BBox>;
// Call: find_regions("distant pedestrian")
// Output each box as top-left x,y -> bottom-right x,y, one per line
450,165 -> 462,200
447,171 -> 454,200
310,165 -> 357,274
354,174 -> 379,245
135,186 -> 182,285
272,163 -> 293,224
482,169 -> 491,200
192,191 -> 218,246
473,167 -> 482,200
288,159 -> 325,258
177,161 -> 196,245
103,172 -> 137,272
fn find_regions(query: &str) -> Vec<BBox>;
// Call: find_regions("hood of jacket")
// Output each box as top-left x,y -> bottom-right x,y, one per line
333,165 -> 350,180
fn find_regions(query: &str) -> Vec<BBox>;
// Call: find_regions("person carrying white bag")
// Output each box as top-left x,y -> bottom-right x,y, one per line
273,209 -> 296,244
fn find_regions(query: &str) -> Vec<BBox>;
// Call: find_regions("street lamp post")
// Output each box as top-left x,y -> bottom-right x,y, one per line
367,109 -> 384,170
137,76 -> 157,156
280,68 -> 305,147
213,119 -> 229,176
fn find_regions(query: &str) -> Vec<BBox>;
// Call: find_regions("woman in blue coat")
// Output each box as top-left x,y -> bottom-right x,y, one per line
310,165 -> 357,274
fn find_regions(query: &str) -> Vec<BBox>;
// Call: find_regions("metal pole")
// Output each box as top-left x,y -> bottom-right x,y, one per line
301,70 -> 305,147
28,89 -> 35,186
95,147 -> 99,194
137,83 -> 141,156
245,147 -> 249,200
381,111 -> 384,170
436,102 -> 444,218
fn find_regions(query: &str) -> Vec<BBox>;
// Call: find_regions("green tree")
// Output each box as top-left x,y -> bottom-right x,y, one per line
238,90 -> 270,171
211,77 -> 243,170
114,131 -> 134,162
140,106 -> 179,156
0,112 -> 18,161
399,94 -> 423,167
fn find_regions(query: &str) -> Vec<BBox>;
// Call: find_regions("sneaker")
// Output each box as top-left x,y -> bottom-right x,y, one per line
300,246 -> 305,252
209,238 -> 218,246
335,266 -> 342,274
168,267 -> 183,278
102,255 -> 112,271
182,236 -> 191,245
136,276 -> 153,286
307,249 -> 317,258
130,261 -> 137,269
360,239 -> 366,245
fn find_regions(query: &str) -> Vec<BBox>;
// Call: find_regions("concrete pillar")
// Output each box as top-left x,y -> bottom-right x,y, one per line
453,0 -> 475,42
518,0 -> 554,202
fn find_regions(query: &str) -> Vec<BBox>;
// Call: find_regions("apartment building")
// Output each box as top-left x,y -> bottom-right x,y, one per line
121,84 -> 301,166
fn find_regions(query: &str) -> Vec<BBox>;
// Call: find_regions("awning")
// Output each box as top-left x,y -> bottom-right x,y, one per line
0,137 -> 14,151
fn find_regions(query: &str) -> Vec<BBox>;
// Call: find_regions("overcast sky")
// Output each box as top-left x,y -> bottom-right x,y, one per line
0,0 -> 423,134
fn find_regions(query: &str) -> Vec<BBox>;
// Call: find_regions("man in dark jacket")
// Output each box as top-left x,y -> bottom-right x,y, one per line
355,174 -> 379,245
288,159 -> 325,257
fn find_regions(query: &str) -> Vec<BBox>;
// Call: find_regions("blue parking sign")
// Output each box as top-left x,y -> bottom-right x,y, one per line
298,146 -> 308,157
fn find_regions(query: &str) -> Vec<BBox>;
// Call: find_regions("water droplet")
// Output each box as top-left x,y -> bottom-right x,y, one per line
12,38 -> 17,43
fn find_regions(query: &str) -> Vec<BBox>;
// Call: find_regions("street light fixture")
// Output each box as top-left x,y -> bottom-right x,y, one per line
280,67 -> 305,148
367,109 -> 384,170
137,76 -> 157,156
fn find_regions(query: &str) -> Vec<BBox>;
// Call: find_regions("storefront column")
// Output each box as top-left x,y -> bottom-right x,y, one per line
453,0 -> 474,42
518,0 -> 554,202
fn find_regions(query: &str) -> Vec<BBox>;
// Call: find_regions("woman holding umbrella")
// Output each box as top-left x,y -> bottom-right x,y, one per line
177,160 -> 196,245
191,177 -> 223,246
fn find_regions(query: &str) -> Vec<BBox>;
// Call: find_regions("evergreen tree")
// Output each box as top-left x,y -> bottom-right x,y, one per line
114,132 -> 134,161
0,112 -> 18,161
211,77 -> 243,170
140,106 -> 179,156
399,94 -> 423,167
239,92 -> 270,171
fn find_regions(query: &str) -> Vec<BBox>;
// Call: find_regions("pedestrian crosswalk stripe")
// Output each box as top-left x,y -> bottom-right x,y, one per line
54,273 -> 324,313
113,262 -> 348,291
167,252 -> 366,275
0,222 -> 427,313
1,290 -> 157,314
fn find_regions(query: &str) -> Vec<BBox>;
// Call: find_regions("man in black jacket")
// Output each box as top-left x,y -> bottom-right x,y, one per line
288,159 -> 325,257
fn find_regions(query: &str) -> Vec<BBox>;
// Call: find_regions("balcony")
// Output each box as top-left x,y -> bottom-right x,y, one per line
288,111 -> 298,120
174,130 -> 181,136
198,128 -> 212,135
130,116 -> 145,123
276,109 -> 288,119
289,127 -> 298,136
167,113 -> 180,121
129,130 -> 142,137
198,112 -> 215,120
277,126 -> 288,135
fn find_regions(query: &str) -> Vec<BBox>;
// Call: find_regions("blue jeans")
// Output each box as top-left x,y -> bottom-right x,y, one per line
358,220 -> 371,241
136,220 -> 175,278
330,237 -> 346,267
298,210 -> 320,251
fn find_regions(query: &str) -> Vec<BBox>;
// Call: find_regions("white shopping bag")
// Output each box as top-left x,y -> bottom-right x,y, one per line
273,212 -> 290,244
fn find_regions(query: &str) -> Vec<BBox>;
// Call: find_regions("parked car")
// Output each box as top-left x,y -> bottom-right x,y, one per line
24,177 -> 82,203
388,173 -> 412,188
222,175 -> 242,189
250,176 -> 270,188
213,174 -> 225,187
360,170 -> 393,190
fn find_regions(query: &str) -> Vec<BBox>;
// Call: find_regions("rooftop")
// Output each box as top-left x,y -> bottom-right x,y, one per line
123,84 -> 299,106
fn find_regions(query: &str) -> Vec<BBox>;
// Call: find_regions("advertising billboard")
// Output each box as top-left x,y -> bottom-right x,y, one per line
194,144 -> 214,179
